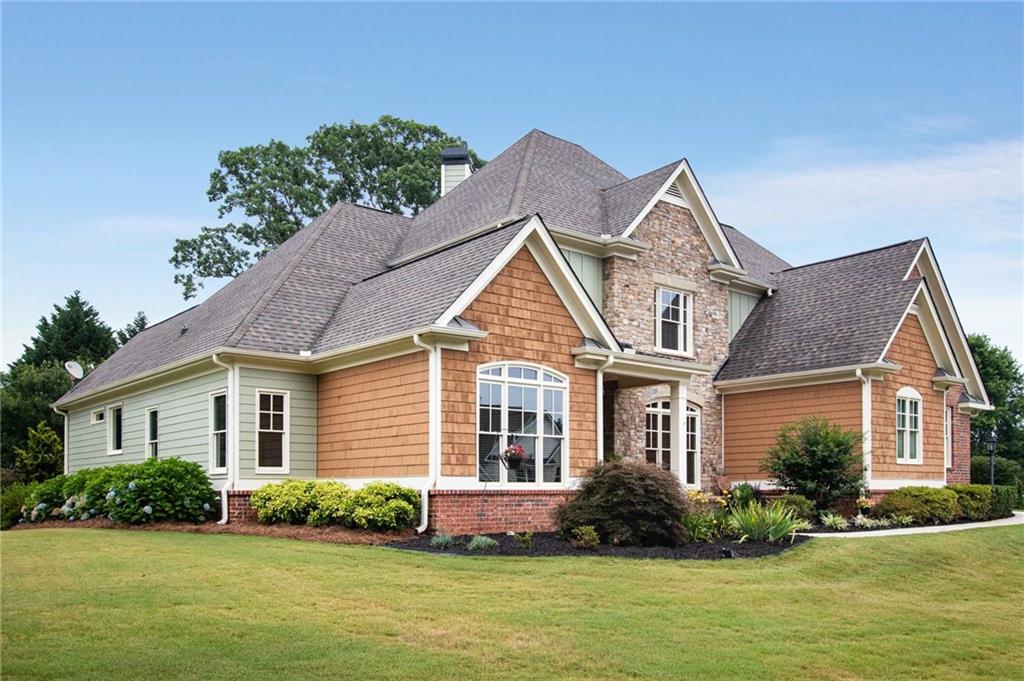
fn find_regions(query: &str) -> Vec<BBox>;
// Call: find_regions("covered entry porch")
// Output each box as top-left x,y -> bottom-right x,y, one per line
573,346 -> 711,488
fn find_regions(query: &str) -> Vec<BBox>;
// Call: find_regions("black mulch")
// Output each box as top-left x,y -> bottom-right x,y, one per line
388,532 -> 811,560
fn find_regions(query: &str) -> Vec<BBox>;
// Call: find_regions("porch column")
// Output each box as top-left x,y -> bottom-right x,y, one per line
669,380 -> 688,483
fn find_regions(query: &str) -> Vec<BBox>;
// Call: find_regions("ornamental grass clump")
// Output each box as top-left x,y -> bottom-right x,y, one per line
726,502 -> 810,544
466,535 -> 498,552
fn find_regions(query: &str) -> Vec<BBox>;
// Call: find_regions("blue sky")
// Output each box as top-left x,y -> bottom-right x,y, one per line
3,2 -> 1022,367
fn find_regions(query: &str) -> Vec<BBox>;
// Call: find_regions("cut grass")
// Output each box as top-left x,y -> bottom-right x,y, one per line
2,527 -> 1022,680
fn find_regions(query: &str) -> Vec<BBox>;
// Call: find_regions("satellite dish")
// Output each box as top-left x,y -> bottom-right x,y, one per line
64,361 -> 84,380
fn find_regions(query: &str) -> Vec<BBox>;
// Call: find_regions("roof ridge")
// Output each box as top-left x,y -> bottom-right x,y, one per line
528,128 -> 626,180
508,131 -> 539,216
780,238 -> 924,274
224,203 -> 342,348
600,159 -> 682,192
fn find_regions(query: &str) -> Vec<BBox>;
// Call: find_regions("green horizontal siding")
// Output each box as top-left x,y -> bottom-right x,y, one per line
237,367 -> 317,479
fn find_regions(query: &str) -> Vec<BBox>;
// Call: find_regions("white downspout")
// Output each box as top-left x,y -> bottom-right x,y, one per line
856,369 -> 872,488
52,406 -> 69,474
412,334 -> 438,533
596,354 -> 615,463
212,353 -> 234,525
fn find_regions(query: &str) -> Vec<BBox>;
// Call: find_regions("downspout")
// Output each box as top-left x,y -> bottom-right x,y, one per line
51,406 -> 69,474
596,354 -> 615,463
856,369 -> 871,488
412,334 -> 437,533
212,353 -> 234,524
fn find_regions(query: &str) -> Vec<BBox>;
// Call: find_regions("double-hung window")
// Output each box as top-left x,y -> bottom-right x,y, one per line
896,387 -> 922,464
107,404 -> 123,455
656,287 -> 692,355
256,390 -> 288,472
146,407 -> 159,458
210,392 -> 227,473
645,400 -> 701,485
477,363 -> 567,485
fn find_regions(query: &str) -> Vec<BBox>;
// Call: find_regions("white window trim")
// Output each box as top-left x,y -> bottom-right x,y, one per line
475,361 -> 570,488
944,404 -> 953,469
90,408 -> 105,425
254,389 -> 290,475
106,403 -> 124,456
654,287 -> 694,358
896,386 -> 923,465
145,406 -> 159,459
209,390 -> 228,474
645,399 -> 701,486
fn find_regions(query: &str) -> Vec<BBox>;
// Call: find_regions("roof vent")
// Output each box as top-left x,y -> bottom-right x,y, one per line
179,325 -> 189,336
440,146 -> 472,197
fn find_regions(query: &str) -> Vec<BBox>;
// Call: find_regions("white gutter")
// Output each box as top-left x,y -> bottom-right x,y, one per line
595,355 -> 614,463
411,334 -> 438,533
52,406 -> 69,474
211,353 -> 234,525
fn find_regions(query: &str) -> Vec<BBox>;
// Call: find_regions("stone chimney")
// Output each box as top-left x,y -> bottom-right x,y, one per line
440,146 -> 472,197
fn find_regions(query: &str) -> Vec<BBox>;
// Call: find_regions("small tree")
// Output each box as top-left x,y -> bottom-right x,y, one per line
762,417 -> 865,509
13,421 -> 64,483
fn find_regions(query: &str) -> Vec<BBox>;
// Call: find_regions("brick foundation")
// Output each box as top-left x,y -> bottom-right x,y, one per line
227,491 -> 258,523
427,489 -> 576,535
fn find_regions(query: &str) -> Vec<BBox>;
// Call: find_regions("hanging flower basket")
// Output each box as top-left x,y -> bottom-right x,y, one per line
501,444 -> 526,470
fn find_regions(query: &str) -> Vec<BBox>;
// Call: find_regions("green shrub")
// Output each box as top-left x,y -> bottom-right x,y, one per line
990,485 -> 1016,519
852,514 -> 890,529
1,482 -> 37,530
819,511 -> 849,531
466,535 -> 498,552
345,482 -> 420,531
762,417 -> 865,508
555,461 -> 689,546
514,531 -> 534,549
24,475 -> 67,522
570,525 -> 600,550
726,503 -> 810,543
887,514 -> 915,527
875,487 -> 959,524
947,484 -> 993,521
971,455 -> 1024,486
682,509 -> 724,542
305,482 -> 352,527
250,480 -> 318,524
104,458 -> 217,524
774,494 -> 816,521
727,482 -> 761,510
430,533 -> 454,549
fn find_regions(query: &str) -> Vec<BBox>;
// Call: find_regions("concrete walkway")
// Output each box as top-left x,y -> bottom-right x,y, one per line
800,511 -> 1024,538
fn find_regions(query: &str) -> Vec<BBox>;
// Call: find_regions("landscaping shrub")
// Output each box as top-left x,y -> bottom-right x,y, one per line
570,525 -> 600,550
305,482 -> 352,527
774,494 -> 816,521
990,485 -> 1016,519
514,531 -> 534,549
726,503 -> 809,543
761,417 -> 865,508
819,511 -> 849,531
24,475 -> 67,521
466,535 -> 498,552
250,480 -> 318,524
104,458 -> 218,524
1,482 -> 37,530
344,482 -> 420,531
682,509 -> 724,542
888,514 -> 915,527
430,533 -> 454,549
555,461 -> 689,546
852,514 -> 890,529
947,484 -> 993,521
971,455 -> 1024,486
726,482 -> 761,510
874,487 -> 958,524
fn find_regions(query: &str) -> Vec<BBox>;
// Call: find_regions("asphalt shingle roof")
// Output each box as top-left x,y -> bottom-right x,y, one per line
716,240 -> 925,381
722,224 -> 791,286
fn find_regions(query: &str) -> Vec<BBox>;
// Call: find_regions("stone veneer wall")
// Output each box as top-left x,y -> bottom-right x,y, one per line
602,202 -> 731,488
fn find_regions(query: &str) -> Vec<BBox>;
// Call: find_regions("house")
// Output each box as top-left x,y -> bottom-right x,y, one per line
53,130 -> 992,533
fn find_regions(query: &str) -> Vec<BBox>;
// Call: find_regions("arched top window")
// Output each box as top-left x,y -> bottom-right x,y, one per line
645,400 -> 700,485
896,386 -> 922,464
477,363 -> 568,485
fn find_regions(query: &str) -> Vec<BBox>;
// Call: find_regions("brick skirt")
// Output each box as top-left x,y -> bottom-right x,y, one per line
427,489 -> 575,535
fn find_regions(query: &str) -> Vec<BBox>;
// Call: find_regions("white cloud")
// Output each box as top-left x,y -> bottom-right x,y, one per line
901,113 -> 972,137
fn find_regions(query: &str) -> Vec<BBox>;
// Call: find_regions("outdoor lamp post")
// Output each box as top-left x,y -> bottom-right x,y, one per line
985,430 -> 998,487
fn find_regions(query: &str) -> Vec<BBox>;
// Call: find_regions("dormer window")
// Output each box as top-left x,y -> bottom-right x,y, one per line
655,288 -> 692,355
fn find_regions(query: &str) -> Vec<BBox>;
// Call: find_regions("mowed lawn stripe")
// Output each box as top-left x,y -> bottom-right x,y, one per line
2,527 -> 1022,680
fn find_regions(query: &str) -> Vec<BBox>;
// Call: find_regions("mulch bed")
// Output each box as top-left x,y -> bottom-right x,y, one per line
388,532 -> 811,560
10,518 -> 412,545
806,515 -> 1010,534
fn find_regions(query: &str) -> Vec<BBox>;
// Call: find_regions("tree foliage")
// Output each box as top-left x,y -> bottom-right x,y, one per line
170,115 -> 484,299
968,334 -> 1024,464
116,311 -> 148,345
762,416 -> 865,508
14,291 -> 117,369
0,362 -> 72,470
13,421 -> 64,483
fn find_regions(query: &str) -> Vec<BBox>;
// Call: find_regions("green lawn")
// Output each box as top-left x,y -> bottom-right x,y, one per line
2,528 -> 1022,680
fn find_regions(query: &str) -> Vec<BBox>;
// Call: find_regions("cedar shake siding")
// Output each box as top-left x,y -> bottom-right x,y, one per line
441,247 -> 598,479
317,352 -> 430,478
723,381 -> 863,480
871,313 -> 945,482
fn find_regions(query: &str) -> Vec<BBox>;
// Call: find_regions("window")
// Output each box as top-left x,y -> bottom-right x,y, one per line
896,387 -> 922,464
645,400 -> 700,484
107,404 -> 123,454
256,390 -> 287,472
210,392 -> 227,473
477,363 -> 567,485
91,409 -> 105,424
655,288 -> 692,355
146,407 -> 159,459
944,405 -> 954,469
